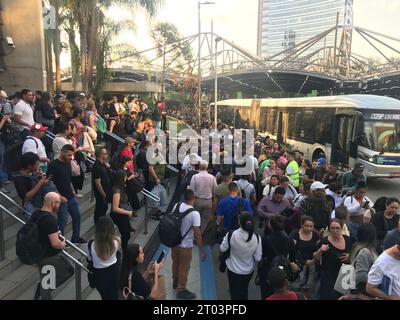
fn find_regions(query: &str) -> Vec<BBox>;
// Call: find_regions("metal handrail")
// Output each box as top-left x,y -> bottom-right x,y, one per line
141,188 -> 160,202
104,130 -> 125,144
167,165 -> 179,173
0,205 -> 88,272
0,191 -> 88,258
45,130 -> 95,165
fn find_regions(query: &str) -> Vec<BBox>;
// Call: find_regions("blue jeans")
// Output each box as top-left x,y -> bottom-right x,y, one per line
57,197 -> 81,242
0,141 -> 7,185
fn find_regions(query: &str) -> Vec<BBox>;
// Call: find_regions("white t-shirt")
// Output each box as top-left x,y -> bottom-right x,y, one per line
368,251 -> 400,296
343,195 -> 374,217
22,136 -> 47,163
14,100 -> 34,131
172,202 -> 201,249
88,240 -> 120,269
220,228 -> 262,275
52,135 -> 73,160
235,179 -> 256,199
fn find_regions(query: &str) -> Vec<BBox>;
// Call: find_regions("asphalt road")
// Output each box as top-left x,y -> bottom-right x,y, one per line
366,177 -> 400,202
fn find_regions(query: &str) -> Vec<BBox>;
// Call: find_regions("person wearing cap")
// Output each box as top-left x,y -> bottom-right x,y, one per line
314,157 -> 328,181
342,163 -> 367,195
14,89 -> 35,139
119,137 -> 136,174
299,181 -> 331,233
22,123 -> 50,173
285,151 -> 300,188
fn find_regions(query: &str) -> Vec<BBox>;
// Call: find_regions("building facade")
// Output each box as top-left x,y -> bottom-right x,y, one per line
257,0 -> 353,59
0,0 -> 46,93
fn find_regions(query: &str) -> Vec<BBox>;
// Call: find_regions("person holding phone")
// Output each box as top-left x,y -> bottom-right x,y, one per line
119,243 -> 164,300
343,181 -> 374,241
313,219 -> 353,300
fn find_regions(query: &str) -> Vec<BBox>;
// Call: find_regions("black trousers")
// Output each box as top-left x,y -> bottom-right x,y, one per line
110,211 -> 131,250
227,269 -> 253,300
94,196 -> 109,225
93,262 -> 120,300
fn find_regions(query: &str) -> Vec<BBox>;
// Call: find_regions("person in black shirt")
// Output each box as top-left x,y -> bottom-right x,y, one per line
259,215 -> 291,300
372,197 -> 400,253
92,147 -> 112,225
124,110 -> 138,136
14,152 -> 59,215
313,219 -> 353,300
120,243 -> 163,299
47,144 -> 85,244
34,192 -> 74,300
289,216 -> 320,299
322,163 -> 342,185
136,140 -> 151,190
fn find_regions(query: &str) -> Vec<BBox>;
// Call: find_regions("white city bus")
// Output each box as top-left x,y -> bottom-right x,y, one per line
216,95 -> 400,178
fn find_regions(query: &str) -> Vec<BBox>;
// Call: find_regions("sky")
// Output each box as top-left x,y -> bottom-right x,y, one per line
61,0 -> 400,68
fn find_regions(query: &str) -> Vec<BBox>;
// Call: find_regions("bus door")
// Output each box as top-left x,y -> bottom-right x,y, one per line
277,111 -> 289,144
332,114 -> 358,167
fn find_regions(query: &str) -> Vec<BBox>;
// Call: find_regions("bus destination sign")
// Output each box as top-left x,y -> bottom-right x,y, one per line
365,113 -> 400,120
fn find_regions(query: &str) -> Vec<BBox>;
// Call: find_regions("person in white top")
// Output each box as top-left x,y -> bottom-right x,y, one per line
367,243 -> 400,300
171,189 -> 205,300
14,89 -> 35,135
87,216 -> 121,300
190,160 -> 217,223
235,175 -> 256,205
342,181 -> 374,225
22,123 -> 50,173
52,122 -> 75,160
220,212 -> 262,300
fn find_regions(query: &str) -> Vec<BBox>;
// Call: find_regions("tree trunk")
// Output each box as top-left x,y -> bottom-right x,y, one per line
53,0 -> 62,92
80,24 -> 89,94
45,31 -> 54,93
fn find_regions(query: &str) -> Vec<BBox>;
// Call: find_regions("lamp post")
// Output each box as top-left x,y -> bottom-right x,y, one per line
214,37 -> 222,128
198,1 -> 215,128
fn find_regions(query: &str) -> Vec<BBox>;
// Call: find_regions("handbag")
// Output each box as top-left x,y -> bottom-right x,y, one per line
71,160 -> 81,177
219,230 -> 234,273
87,240 -> 96,289
121,272 -> 145,300
127,177 -> 144,194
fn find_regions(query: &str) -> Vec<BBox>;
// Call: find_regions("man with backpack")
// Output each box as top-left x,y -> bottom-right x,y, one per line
17,192 -> 74,300
216,183 -> 253,233
22,123 -> 51,173
169,190 -> 205,300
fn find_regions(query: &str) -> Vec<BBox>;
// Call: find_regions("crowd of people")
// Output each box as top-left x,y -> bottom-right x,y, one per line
1,88 -> 399,301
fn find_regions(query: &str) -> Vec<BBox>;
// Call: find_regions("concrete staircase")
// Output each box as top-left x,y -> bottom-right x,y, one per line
0,173 -> 177,300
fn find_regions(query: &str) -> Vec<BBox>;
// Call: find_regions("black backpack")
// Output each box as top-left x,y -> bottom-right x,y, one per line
5,137 -> 38,172
0,120 -> 20,145
239,182 -> 251,199
159,203 -> 195,248
16,214 -> 47,265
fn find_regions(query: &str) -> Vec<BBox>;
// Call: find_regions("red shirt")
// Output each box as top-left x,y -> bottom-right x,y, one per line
120,145 -> 134,173
266,291 -> 303,300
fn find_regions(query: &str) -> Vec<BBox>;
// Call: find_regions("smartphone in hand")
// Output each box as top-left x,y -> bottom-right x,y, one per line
157,250 -> 166,264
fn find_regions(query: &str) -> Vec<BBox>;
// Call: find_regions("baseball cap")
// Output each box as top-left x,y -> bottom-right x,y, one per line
30,123 -> 48,132
317,158 -> 327,167
310,181 -> 328,191
354,163 -> 364,171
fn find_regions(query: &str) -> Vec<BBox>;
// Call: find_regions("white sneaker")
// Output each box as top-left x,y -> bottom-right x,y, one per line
75,193 -> 83,198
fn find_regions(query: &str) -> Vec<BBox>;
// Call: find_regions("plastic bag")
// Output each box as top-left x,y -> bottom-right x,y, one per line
148,184 -> 169,213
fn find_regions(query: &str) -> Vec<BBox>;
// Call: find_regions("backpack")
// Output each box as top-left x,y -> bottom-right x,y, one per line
96,116 -> 107,134
0,119 -> 20,145
5,137 -> 38,172
159,203 -> 195,248
239,181 -> 251,199
16,214 -> 47,265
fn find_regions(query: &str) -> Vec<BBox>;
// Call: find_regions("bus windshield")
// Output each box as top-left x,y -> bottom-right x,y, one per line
362,121 -> 400,152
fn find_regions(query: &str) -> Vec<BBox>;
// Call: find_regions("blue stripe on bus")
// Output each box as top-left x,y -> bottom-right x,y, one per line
200,245 -> 217,300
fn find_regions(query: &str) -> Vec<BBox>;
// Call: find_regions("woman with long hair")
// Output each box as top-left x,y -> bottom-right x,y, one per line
119,243 -> 164,299
120,156 -> 140,215
110,170 -> 135,250
88,216 -> 121,300
85,99 -> 99,132
350,223 -> 378,295
220,213 -> 262,300
288,216 -> 320,299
